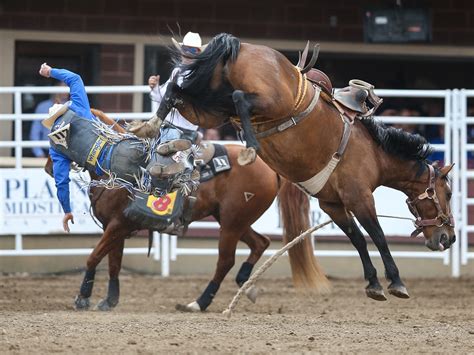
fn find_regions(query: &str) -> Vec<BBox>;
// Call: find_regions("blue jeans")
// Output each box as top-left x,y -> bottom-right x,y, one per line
160,126 -> 182,143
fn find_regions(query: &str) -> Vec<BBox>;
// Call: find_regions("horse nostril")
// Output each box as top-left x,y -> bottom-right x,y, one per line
452,235 -> 456,244
440,233 -> 449,248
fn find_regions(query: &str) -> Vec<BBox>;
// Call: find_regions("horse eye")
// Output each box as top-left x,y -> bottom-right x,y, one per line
447,192 -> 452,200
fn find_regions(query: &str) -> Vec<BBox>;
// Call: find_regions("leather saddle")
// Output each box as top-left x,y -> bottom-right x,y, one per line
306,68 -> 333,95
306,69 -> 382,119
296,42 -> 383,119
333,79 -> 383,118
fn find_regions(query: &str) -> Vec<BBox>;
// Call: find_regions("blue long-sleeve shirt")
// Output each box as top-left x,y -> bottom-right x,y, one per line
49,68 -> 97,214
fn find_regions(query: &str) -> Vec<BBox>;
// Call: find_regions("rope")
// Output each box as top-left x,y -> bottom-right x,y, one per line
222,213 -> 416,318
377,214 -> 416,223
222,219 -> 332,318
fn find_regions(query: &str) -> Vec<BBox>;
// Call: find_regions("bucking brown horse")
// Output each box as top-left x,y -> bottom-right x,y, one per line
131,33 -> 456,301
46,109 -> 328,311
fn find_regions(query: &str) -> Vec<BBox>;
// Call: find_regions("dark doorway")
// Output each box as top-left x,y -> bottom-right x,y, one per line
14,41 -> 100,157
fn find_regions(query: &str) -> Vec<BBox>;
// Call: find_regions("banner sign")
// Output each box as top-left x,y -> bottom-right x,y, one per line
0,169 -> 102,234
251,186 -> 415,237
1,169 -> 415,237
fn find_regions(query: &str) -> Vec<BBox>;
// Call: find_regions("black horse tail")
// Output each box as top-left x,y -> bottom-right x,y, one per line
178,33 -> 240,101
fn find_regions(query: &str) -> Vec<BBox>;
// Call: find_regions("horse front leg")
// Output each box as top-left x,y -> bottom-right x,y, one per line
320,201 -> 386,301
95,238 -> 125,311
74,220 -> 122,310
349,194 -> 410,299
232,90 -> 259,166
176,227 -> 241,312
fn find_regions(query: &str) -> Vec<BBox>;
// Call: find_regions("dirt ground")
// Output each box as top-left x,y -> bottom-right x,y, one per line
0,273 -> 472,354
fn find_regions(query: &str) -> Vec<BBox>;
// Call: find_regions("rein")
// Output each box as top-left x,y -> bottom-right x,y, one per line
406,164 -> 455,238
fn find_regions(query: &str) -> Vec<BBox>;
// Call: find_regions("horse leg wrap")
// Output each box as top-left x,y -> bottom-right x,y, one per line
196,281 -> 220,311
236,262 -> 254,286
106,278 -> 120,307
79,269 -> 96,298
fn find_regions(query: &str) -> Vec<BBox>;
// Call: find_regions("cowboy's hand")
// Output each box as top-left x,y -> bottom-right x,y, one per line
39,63 -> 52,78
148,75 -> 160,89
62,212 -> 74,233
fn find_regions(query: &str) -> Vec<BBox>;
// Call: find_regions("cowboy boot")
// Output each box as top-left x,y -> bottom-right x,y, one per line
148,161 -> 187,178
156,139 -> 192,155
128,115 -> 163,138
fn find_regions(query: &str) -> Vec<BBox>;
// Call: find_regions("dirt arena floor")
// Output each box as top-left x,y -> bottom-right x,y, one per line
0,273 -> 472,354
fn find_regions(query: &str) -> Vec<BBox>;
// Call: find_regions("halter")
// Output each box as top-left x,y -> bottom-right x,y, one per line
406,164 -> 455,238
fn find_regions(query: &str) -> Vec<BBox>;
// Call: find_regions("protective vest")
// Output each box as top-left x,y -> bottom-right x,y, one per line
48,110 -> 110,171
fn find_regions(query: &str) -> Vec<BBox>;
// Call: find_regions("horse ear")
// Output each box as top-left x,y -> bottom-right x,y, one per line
440,163 -> 455,177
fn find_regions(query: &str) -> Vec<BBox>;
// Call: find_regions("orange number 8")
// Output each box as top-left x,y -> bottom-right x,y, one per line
153,196 -> 171,212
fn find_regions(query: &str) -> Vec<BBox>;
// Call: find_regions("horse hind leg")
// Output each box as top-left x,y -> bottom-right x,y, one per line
95,238 -> 125,311
235,228 -> 270,303
176,227 -> 241,312
319,201 -> 387,301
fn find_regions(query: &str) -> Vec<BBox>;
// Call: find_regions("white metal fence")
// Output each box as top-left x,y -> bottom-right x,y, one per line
0,86 -> 471,277
459,89 -> 474,266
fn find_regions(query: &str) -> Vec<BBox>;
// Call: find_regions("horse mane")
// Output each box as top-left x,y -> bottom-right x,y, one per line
172,33 -> 241,116
360,118 -> 433,162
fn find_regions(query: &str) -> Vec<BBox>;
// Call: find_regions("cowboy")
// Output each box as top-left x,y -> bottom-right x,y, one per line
39,63 -> 148,233
133,32 -> 206,176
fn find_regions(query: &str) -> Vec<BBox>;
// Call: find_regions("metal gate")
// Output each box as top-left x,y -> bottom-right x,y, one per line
0,86 -> 472,277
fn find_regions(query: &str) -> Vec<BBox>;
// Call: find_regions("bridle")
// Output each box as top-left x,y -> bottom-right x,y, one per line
406,164 -> 455,238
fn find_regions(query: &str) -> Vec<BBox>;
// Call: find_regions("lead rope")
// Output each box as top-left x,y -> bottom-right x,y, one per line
222,220 -> 332,318
222,213 -> 417,318
376,214 -> 416,223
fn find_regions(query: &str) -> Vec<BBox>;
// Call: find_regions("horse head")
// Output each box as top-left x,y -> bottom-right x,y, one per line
406,162 -> 455,251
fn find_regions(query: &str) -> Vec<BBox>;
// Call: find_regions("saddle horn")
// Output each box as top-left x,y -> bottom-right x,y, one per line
296,41 -> 310,70
301,44 -> 320,74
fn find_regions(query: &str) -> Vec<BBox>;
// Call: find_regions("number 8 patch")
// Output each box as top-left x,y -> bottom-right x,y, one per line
146,191 -> 177,216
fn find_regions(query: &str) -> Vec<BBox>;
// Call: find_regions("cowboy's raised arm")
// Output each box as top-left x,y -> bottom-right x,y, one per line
50,68 -> 93,118
40,63 -> 93,119
149,75 -> 167,104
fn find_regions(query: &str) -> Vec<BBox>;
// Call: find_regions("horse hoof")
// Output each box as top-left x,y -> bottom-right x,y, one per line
74,295 -> 90,310
245,285 -> 258,303
94,299 -> 115,312
388,284 -> 410,299
365,287 -> 387,301
175,301 -> 202,312
237,147 -> 257,166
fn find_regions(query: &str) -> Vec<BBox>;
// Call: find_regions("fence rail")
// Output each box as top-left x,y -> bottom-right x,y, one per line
0,85 -> 471,277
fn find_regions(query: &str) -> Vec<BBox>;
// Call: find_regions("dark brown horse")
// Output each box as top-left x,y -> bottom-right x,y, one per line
132,33 -> 455,301
46,109 -> 328,311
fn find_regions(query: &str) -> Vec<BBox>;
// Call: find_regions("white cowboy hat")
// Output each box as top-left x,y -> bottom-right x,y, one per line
172,31 -> 207,53
41,102 -> 69,129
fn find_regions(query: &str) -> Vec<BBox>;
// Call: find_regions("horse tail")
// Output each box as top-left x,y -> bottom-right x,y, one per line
90,108 -> 126,133
277,179 -> 330,292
